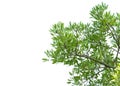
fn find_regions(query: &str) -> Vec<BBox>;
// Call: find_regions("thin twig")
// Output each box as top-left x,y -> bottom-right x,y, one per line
114,47 -> 120,63
111,48 -> 120,54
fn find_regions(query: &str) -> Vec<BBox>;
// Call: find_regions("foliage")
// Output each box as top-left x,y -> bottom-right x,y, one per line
111,63 -> 120,86
43,3 -> 120,86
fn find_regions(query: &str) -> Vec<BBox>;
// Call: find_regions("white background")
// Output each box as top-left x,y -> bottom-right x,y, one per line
0,0 -> 120,86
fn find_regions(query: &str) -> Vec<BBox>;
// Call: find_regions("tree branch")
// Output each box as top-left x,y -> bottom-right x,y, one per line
76,54 -> 115,69
112,48 -> 120,54
114,47 -> 120,64
106,24 -> 119,45
105,23 -> 120,64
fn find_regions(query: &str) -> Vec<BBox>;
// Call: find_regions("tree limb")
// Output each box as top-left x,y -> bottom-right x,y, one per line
114,47 -> 120,64
76,54 -> 115,69
106,24 -> 118,45
112,48 -> 120,54
105,23 -> 120,64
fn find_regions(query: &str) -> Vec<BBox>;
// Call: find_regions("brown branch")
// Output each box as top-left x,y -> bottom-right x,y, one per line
111,48 -> 120,54
106,24 -> 118,45
76,54 -> 115,69
114,47 -> 120,64
105,23 -> 120,64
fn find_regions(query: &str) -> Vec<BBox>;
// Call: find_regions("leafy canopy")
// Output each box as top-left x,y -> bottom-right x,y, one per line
43,3 -> 120,86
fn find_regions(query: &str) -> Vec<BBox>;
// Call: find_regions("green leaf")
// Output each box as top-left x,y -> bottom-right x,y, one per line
42,58 -> 49,62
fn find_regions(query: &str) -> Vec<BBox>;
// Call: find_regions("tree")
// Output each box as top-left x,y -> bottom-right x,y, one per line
43,3 -> 120,86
